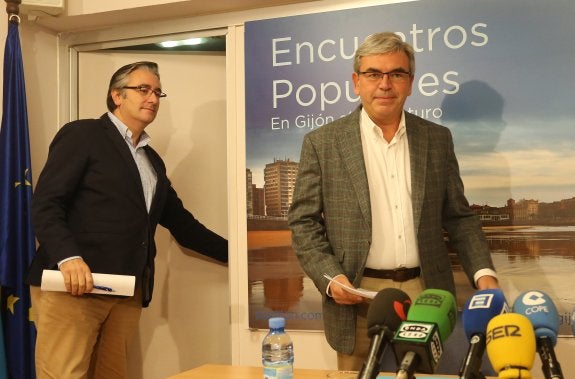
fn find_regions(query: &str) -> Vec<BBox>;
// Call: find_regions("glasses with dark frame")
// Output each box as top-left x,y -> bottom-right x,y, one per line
357,70 -> 411,83
122,85 -> 167,98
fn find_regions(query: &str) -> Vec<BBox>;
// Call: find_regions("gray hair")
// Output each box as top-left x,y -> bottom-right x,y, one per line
106,61 -> 160,112
353,32 -> 415,75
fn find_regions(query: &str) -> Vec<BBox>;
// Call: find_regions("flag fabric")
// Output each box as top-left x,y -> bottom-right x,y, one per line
0,18 -> 37,379
0,311 -> 7,379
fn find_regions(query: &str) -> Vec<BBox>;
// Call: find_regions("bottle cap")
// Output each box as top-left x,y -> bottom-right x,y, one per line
268,317 -> 285,329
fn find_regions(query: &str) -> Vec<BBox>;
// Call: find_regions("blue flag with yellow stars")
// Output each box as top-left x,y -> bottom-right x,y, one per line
1,314 -> 7,378
0,17 -> 37,379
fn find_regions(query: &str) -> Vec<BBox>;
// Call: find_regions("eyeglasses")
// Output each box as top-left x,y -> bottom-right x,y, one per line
122,85 -> 167,98
358,70 -> 411,83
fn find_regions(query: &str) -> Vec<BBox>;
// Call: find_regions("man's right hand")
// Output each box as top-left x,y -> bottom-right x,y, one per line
329,275 -> 364,305
59,258 -> 94,296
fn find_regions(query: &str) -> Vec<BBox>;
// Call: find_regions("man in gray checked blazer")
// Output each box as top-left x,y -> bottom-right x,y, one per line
287,32 -> 498,370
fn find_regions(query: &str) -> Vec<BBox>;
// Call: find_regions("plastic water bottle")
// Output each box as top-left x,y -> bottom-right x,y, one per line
262,317 -> 294,379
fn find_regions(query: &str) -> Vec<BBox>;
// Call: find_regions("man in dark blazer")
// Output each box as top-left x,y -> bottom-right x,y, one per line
27,61 -> 227,378
287,33 -> 498,370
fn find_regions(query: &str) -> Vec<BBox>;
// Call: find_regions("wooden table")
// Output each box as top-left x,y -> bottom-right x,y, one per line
167,364 -> 332,379
167,364 -> 493,378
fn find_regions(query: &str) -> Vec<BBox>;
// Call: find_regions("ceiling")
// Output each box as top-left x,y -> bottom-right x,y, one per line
18,0 -> 320,33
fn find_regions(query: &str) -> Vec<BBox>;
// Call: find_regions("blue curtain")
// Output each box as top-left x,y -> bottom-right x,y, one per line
0,18 -> 37,379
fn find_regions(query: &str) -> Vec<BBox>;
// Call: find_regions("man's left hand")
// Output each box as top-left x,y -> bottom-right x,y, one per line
477,275 -> 499,290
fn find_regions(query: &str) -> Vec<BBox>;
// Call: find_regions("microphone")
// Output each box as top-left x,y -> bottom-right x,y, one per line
485,313 -> 536,379
392,289 -> 457,379
512,290 -> 564,379
459,289 -> 509,379
357,288 -> 412,379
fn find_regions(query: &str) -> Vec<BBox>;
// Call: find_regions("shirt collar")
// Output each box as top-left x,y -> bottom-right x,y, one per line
360,108 -> 407,141
107,111 -> 151,148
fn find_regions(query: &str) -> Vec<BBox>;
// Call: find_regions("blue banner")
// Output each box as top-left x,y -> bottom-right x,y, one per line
0,20 -> 37,379
245,0 -> 575,337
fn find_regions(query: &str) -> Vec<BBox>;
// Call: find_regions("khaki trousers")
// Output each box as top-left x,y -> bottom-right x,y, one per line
336,276 -> 424,371
31,286 -> 142,379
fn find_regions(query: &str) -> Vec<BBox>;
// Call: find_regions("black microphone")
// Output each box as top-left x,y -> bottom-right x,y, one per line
459,289 -> 508,379
357,288 -> 411,379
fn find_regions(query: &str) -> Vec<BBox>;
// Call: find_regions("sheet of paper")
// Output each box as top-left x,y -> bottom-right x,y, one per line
323,274 -> 378,299
41,269 -> 136,296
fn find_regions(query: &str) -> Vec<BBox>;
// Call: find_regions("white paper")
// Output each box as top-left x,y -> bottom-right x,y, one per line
41,269 -> 136,296
323,274 -> 378,299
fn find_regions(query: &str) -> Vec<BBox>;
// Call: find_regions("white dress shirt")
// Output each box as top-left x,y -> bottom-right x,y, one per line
358,108 -> 495,284
360,109 -> 419,270
108,112 -> 157,212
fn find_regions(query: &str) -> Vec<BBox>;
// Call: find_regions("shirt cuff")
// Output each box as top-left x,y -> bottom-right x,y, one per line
325,274 -> 346,297
473,268 -> 497,287
57,256 -> 82,268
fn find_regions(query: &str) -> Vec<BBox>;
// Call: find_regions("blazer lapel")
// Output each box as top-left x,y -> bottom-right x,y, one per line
337,108 -> 371,230
145,146 -> 166,222
406,113 -> 428,231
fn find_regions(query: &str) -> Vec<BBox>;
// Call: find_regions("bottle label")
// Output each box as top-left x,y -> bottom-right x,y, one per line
263,365 -> 293,379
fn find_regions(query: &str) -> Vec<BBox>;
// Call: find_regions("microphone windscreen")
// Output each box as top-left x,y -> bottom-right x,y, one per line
512,290 -> 559,345
366,288 -> 411,333
486,313 -> 536,377
462,289 -> 508,340
407,288 -> 457,342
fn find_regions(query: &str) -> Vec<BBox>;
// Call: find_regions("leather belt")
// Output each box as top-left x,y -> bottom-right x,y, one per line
363,267 -> 421,282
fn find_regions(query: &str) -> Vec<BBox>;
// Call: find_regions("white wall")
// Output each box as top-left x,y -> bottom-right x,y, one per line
1,0 -> 574,378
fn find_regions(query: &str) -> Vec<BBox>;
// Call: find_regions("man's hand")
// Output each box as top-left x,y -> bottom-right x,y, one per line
329,275 -> 364,305
59,258 -> 94,296
477,275 -> 499,290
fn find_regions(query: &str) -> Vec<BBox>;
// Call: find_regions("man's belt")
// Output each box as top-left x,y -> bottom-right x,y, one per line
363,267 -> 421,282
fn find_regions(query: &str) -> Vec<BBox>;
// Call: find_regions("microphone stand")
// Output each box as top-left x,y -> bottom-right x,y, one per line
459,334 -> 487,379
538,337 -> 564,379
395,351 -> 418,379
465,373 -> 486,379
357,325 -> 393,379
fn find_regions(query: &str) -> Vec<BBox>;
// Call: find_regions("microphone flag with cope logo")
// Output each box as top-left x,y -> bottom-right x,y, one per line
392,289 -> 456,374
512,290 -> 559,344
513,290 -> 564,379
486,313 -> 536,379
